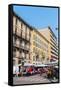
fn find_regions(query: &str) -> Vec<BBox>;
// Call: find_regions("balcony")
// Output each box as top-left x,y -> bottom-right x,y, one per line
13,40 -> 30,51
16,28 -> 21,36
20,41 -> 25,48
16,32 -> 21,37
20,45 -> 24,49
26,35 -> 29,41
22,33 -> 25,39
20,52 -> 25,58
26,54 -> 29,60
13,50 -> 20,58
13,41 -> 20,49
20,44 -> 29,51
25,45 -> 29,51
16,51 -> 20,58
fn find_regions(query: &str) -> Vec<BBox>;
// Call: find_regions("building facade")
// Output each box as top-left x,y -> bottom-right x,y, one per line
12,12 -> 58,68
39,27 -> 58,62
30,28 -> 49,65
13,13 -> 32,67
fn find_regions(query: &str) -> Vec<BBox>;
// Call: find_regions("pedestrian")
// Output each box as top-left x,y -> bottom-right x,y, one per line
47,68 -> 52,79
15,66 -> 19,77
13,66 -> 16,76
20,66 -> 24,76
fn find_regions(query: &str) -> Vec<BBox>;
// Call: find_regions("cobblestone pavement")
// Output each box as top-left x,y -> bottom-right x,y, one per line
13,74 -> 58,85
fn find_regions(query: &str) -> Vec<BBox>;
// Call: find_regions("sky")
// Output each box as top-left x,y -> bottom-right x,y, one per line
13,5 -> 58,38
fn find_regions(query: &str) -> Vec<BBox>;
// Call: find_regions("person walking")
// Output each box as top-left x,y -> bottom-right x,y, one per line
15,66 -> 19,77
47,68 -> 52,79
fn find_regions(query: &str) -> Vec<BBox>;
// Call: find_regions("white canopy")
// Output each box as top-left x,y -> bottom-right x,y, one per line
34,64 -> 48,67
24,63 -> 34,66
45,61 -> 58,66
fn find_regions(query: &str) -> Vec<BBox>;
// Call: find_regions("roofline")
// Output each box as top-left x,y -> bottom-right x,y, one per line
13,11 -> 49,43
12,11 -> 33,30
33,27 -> 49,43
12,11 -> 56,43
38,26 -> 57,40
48,26 -> 57,40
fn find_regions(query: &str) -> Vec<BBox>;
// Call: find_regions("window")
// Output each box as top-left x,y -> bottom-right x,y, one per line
13,60 -> 16,65
21,52 -> 25,58
13,48 -> 16,57
18,60 -> 21,64
17,19 -> 21,29
22,24 -> 26,38
33,35 -> 37,41
27,27 -> 30,40
16,38 -> 20,47
21,41 -> 25,47
16,27 -> 21,36
33,56 -> 35,61
16,50 -> 20,58
26,53 -> 29,59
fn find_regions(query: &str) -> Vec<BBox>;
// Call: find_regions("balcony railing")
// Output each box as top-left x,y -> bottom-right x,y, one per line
13,51 -> 26,59
13,32 -> 31,43
13,42 -> 29,51
20,45 -> 29,51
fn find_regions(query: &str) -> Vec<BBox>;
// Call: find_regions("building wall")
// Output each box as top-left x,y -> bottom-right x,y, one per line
13,13 -> 58,67
38,28 -> 50,41
31,29 -> 49,65
39,27 -> 58,62
49,29 -> 58,61
13,15 -> 32,66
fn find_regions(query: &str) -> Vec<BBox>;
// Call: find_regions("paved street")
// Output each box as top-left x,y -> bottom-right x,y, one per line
13,74 -> 58,85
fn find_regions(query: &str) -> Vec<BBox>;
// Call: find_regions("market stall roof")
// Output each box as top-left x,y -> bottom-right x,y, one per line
24,63 -> 34,66
34,64 -> 48,67
45,61 -> 58,66
54,66 -> 58,68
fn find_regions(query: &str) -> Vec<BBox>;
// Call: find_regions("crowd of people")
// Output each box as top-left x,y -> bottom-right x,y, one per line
13,65 -> 59,80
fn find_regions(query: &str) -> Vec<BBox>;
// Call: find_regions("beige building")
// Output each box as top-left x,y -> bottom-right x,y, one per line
30,28 -> 50,65
39,27 -> 58,62
13,12 -> 33,67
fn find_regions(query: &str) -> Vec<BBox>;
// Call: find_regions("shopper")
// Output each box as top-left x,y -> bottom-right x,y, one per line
15,66 -> 19,77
